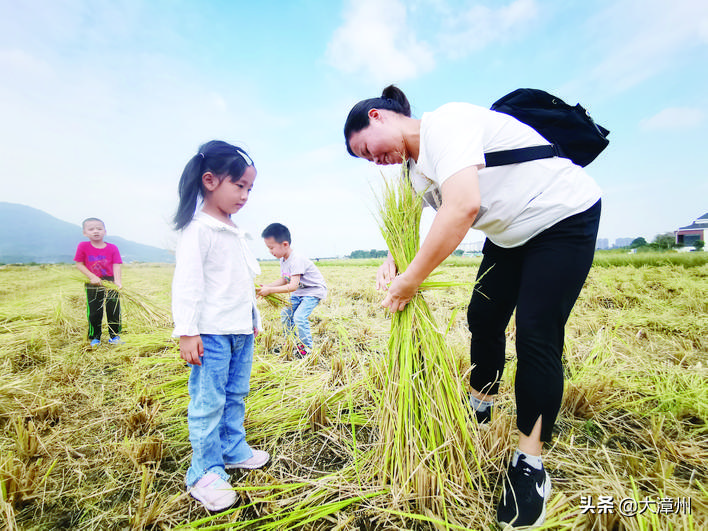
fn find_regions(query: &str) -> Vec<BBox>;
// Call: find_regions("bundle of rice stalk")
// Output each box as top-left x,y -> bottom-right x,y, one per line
255,282 -> 291,309
101,280 -> 172,329
375,164 -> 482,513
74,277 -> 172,329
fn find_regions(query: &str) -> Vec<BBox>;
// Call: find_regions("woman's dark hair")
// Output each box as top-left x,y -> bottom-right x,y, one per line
174,140 -> 255,230
343,85 -> 412,157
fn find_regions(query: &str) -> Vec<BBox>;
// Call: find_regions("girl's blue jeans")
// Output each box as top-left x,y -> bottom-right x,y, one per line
281,295 -> 320,348
185,333 -> 254,487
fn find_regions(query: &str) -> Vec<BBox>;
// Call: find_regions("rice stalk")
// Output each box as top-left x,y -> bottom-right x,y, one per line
102,280 -> 172,328
374,164 -> 482,514
255,282 -> 291,309
73,275 -> 172,329
2,262 -> 705,529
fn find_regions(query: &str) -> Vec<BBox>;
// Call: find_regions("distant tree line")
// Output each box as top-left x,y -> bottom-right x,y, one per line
348,249 -> 467,259
628,232 -> 704,251
348,249 -> 389,259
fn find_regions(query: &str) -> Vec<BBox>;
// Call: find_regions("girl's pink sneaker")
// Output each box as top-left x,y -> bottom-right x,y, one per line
188,472 -> 236,511
225,449 -> 270,470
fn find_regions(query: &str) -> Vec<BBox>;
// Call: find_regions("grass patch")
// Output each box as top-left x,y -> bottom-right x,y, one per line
592,250 -> 708,268
0,260 -> 706,529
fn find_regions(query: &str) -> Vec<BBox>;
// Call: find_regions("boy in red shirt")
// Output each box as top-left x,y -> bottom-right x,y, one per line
74,218 -> 123,346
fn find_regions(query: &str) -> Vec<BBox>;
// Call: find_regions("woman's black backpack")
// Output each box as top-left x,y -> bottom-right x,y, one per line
484,88 -> 610,168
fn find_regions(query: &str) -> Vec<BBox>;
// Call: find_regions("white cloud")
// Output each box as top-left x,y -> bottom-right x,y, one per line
436,0 -> 539,58
0,4 -> 289,251
0,48 -> 51,76
570,0 -> 708,96
325,0 -> 435,83
325,0 -> 540,82
640,107 -> 705,131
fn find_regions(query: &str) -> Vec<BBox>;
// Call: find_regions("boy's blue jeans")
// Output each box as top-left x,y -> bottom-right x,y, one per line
185,333 -> 254,487
281,295 -> 320,348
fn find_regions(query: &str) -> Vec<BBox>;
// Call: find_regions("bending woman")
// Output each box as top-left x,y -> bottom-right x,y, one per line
344,85 -> 601,529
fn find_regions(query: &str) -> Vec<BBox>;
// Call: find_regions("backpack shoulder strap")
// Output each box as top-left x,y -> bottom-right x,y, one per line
484,144 -> 558,168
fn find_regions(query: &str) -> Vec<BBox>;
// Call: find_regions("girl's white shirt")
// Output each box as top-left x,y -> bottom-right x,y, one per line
172,210 -> 262,337
409,102 -> 602,248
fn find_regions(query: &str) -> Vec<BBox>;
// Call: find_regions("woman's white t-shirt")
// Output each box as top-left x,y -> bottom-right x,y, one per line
409,102 -> 602,248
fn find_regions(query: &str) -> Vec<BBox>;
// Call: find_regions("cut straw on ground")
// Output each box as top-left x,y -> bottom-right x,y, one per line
1,247 -> 706,529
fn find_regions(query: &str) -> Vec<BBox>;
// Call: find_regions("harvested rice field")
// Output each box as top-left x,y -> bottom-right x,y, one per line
1,253 -> 706,530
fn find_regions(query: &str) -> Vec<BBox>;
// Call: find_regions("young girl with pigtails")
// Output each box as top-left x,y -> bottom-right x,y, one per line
171,140 -> 269,512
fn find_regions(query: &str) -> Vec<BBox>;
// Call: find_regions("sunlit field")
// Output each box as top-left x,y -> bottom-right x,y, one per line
1,253 -> 706,530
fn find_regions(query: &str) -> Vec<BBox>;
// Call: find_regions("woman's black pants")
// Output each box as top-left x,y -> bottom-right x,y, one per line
467,200 -> 601,442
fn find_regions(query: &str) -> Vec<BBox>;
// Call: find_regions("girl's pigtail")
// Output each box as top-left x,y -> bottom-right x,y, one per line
174,154 -> 205,230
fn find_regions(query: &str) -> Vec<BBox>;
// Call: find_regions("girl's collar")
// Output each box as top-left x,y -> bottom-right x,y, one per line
195,211 -> 252,239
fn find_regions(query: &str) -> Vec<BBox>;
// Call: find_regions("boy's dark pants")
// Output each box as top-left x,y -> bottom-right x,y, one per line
467,200 -> 601,442
85,276 -> 121,340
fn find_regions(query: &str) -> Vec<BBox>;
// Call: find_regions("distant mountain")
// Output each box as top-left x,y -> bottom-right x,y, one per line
0,202 -> 174,264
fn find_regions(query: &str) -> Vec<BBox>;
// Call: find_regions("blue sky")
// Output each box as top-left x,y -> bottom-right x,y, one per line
1,0 -> 706,259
